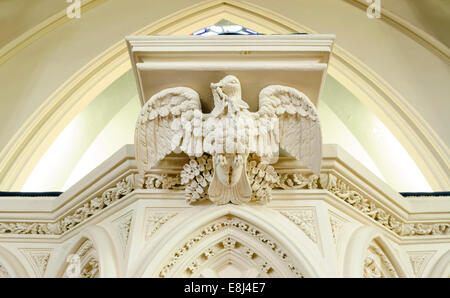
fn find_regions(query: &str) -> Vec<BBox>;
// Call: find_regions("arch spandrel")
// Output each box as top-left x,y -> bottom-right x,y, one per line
52,225 -> 120,278
0,244 -> 30,278
342,226 -> 411,278
169,231 -> 292,278
133,205 -> 330,278
427,250 -> 450,278
56,237 -> 99,278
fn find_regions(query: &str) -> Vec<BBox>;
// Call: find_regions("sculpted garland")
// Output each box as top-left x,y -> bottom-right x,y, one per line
0,174 -> 136,235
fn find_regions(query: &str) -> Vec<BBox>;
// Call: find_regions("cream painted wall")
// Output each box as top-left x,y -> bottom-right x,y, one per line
381,0 -> 450,48
254,0 -> 450,147
318,101 -> 384,181
23,69 -> 431,192
0,0 -> 67,48
322,76 -> 431,191
2,0 -> 448,52
0,0 -> 202,149
22,71 -> 138,191
0,0 -> 448,191
63,95 -> 140,189
0,0 -> 449,151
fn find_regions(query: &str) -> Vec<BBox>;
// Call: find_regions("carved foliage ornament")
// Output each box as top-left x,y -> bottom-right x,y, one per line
0,174 -> 136,236
0,263 -> 10,278
64,240 -> 99,278
185,237 -> 275,278
181,154 -> 278,204
363,242 -> 398,278
281,210 -> 318,243
0,170 -> 448,238
135,75 -> 322,204
20,249 -> 51,277
316,173 -> 450,237
159,216 -> 303,278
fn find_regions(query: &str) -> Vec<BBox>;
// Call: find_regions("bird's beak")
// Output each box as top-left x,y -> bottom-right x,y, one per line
211,82 -> 223,88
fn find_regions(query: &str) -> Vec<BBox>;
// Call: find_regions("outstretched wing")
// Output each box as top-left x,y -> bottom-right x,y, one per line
135,87 -> 202,173
257,85 -> 322,174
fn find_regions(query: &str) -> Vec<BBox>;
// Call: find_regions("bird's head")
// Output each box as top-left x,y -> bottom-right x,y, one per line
211,75 -> 241,101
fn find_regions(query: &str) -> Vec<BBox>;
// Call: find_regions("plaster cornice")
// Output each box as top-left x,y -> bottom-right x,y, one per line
0,145 -> 448,243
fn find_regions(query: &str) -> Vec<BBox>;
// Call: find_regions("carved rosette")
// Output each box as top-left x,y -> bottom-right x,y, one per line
80,257 -> 99,278
184,237 -> 276,278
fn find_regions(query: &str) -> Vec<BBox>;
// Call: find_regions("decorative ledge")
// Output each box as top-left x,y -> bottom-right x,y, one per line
0,144 -> 448,238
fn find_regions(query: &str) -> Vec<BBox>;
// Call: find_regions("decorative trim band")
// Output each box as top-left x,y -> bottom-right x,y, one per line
0,166 -> 448,237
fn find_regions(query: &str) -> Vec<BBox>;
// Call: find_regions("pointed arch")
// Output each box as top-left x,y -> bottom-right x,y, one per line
168,230 -> 294,277
1,0 -> 447,192
427,250 -> 450,278
50,236 -> 98,278
0,245 -> 29,277
80,225 -> 120,277
131,205 -> 330,278
342,226 -> 410,277
49,225 -> 120,278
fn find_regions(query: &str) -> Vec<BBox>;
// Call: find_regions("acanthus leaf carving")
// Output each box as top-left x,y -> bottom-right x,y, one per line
114,212 -> 134,254
314,173 -> 449,237
363,242 -> 398,278
80,257 -> 99,278
145,211 -> 178,240
20,249 -> 51,277
407,251 -> 436,277
281,210 -> 318,243
329,213 -> 346,244
0,174 -> 136,236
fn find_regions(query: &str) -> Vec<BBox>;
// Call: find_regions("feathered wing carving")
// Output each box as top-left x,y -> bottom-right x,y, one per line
257,85 -> 322,174
135,87 -> 202,173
